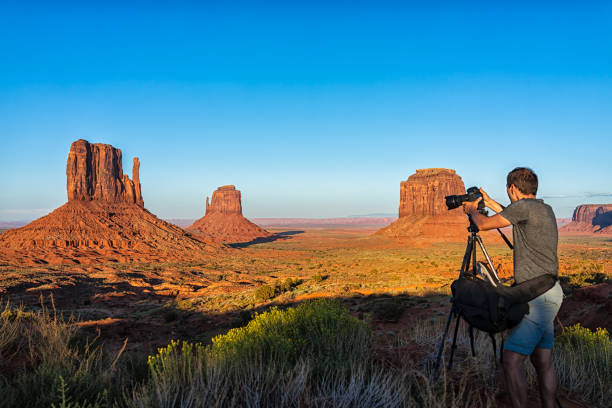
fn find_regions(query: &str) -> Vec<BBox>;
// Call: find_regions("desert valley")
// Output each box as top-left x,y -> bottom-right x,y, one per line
0,140 -> 609,408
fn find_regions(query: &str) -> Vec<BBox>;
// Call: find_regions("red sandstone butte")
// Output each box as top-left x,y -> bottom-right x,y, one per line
0,139 -> 216,265
66,139 -> 144,206
188,185 -> 271,243
376,168 -> 499,242
559,204 -> 612,235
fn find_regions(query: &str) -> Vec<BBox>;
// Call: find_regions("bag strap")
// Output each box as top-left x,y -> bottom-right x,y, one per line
468,325 -> 476,357
495,274 -> 557,303
489,332 -> 497,361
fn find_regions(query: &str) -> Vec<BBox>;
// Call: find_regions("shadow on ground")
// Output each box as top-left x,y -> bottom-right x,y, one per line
229,230 -> 305,248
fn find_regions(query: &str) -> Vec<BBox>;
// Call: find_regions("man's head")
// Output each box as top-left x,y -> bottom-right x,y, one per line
506,167 -> 538,202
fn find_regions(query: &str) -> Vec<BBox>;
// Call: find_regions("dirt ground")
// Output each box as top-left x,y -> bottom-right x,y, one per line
0,227 -> 609,407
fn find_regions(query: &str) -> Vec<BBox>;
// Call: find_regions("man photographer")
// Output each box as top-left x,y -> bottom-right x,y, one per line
462,167 -> 563,408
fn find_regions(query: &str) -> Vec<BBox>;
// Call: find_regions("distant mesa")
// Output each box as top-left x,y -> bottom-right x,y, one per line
187,185 -> 271,243
398,168 -> 465,218
559,204 -> 612,234
376,168 -> 498,242
0,139 -> 216,265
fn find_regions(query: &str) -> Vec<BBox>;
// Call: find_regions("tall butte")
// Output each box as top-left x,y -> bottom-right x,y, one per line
559,204 -> 612,234
376,168 -> 498,242
0,139 -> 215,265
187,185 -> 271,243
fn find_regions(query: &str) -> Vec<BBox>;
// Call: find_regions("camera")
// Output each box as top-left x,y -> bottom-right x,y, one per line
445,186 -> 485,213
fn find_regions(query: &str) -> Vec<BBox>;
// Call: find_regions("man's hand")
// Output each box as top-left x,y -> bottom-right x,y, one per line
479,188 -> 504,214
462,198 -> 481,215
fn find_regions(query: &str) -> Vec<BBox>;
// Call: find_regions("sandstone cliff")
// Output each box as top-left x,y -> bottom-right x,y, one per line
0,139 -> 216,265
206,185 -> 242,215
376,168 -> 499,242
188,186 -> 271,243
67,139 -> 143,206
398,168 -> 465,217
560,204 -> 612,234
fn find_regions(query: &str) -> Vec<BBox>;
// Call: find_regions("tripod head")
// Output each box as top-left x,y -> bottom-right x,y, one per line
467,214 -> 480,234
465,209 -> 514,250
467,202 -> 488,234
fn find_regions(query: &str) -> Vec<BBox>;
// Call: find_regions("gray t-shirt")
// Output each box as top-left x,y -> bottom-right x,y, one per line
500,198 -> 558,284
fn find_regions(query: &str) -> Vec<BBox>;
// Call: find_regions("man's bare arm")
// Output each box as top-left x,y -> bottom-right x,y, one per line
479,188 -> 504,213
469,211 -> 511,231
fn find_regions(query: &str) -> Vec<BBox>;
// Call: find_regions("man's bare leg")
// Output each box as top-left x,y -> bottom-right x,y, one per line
530,348 -> 558,408
503,349 -> 528,408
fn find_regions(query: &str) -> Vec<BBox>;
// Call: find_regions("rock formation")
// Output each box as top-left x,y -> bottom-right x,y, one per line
67,139 -> 143,206
559,204 -> 612,234
398,168 -> 465,217
0,140 -> 216,265
206,185 -> 242,215
376,168 -> 499,242
188,186 -> 271,243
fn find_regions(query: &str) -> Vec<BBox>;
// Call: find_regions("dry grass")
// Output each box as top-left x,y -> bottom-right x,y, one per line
0,229 -> 610,407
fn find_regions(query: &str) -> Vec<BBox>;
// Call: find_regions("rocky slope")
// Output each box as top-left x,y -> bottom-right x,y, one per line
0,140 -> 216,265
188,185 -> 271,243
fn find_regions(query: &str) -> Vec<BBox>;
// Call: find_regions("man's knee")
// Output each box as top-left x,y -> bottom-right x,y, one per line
530,347 -> 553,370
503,349 -> 527,371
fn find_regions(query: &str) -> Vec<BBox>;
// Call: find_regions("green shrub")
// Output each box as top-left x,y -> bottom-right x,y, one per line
147,339 -> 205,388
312,272 -> 326,282
566,262 -> 607,287
278,277 -> 302,292
554,324 -> 611,405
253,284 -> 275,302
209,299 -> 370,375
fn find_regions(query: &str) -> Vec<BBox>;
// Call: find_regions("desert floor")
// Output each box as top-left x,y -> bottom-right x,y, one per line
1,227 -> 610,407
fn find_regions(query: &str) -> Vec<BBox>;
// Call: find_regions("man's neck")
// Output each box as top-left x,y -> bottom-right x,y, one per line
512,194 -> 536,202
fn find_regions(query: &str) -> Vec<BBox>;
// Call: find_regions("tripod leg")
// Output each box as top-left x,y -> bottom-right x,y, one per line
475,236 -> 500,284
459,235 -> 474,277
448,314 -> 461,370
472,235 -> 478,274
434,307 -> 455,375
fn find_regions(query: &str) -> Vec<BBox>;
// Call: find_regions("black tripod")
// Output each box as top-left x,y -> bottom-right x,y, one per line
433,215 -> 513,376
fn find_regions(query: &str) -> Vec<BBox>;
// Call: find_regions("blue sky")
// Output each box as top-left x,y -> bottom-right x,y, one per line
1,1 -> 611,220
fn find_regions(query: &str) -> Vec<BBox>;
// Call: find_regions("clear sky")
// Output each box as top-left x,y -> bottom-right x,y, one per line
1,1 -> 611,221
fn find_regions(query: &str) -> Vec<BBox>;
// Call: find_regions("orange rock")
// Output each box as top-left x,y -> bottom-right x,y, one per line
377,168 -> 501,243
188,186 -> 271,243
560,204 -> 612,234
399,168 -> 465,218
0,139 -> 217,265
205,185 -> 242,215
66,139 -> 143,206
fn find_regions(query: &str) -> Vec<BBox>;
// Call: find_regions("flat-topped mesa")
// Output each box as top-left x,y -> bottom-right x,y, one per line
205,185 -> 242,215
66,139 -> 143,206
399,168 -> 465,218
572,204 -> 612,224
560,204 -> 612,234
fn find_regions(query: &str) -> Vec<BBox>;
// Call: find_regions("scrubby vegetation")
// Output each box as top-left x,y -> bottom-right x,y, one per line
554,324 -> 612,405
254,278 -> 304,303
1,232 -> 610,407
1,296 -> 610,407
0,300 -> 126,408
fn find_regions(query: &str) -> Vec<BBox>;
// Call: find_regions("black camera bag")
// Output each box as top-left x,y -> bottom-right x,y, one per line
450,273 -> 558,360
451,276 -> 527,333
451,273 -> 557,333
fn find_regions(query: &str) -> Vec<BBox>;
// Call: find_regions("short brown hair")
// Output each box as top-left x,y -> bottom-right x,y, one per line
507,167 -> 538,195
